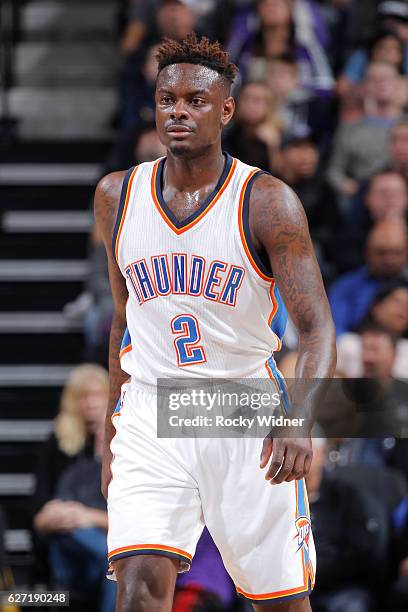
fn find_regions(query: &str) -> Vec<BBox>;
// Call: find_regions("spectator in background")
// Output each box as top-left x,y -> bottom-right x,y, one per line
272,128 -> 340,272
390,119 -> 408,179
31,364 -> 115,612
228,0 -> 334,94
223,81 -> 279,170
120,0 -> 227,56
262,55 -> 305,132
119,0 -> 198,133
174,528 -> 236,610
327,61 -> 404,210
252,54 -> 335,145
337,281 -> 408,378
379,0 -> 408,45
364,170 -> 408,221
119,43 -> 158,131
329,219 -> 408,336
338,30 -> 406,99
340,170 -> 408,264
107,120 -> 166,173
120,0 -> 198,56
355,323 -> 408,438
307,437 -> 385,612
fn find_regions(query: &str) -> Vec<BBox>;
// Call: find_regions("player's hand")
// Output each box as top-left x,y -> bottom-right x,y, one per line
260,436 -> 313,484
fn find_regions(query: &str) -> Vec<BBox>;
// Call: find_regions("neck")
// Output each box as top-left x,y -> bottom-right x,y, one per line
164,145 -> 225,192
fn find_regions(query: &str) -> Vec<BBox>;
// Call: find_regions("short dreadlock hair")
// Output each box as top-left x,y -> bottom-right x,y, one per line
156,32 -> 238,87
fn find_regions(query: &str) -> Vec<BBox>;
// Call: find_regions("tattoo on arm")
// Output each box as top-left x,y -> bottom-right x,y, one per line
250,176 -> 336,422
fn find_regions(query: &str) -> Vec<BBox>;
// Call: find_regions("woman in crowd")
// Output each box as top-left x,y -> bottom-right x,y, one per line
32,364 -> 115,612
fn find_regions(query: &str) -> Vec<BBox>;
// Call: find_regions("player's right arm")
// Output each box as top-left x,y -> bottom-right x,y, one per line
94,171 -> 129,499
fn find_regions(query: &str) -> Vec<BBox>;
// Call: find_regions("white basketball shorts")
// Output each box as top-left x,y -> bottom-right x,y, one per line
106,382 -> 316,605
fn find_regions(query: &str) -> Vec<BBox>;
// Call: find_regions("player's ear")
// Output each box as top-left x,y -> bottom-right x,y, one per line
221,96 -> 235,128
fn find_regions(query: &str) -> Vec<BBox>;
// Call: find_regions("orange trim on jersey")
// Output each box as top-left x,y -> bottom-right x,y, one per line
151,157 -> 237,235
114,165 -> 139,263
119,344 -> 132,359
108,544 -> 192,562
238,169 -> 272,283
268,281 -> 282,351
265,359 -> 274,381
236,582 -> 310,601
236,481 -> 312,601
267,281 -> 278,326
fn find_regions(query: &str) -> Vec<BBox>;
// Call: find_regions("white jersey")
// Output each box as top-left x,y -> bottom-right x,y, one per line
113,153 -> 287,386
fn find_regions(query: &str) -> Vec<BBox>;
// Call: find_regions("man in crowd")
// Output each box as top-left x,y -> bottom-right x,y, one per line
327,61 -> 404,208
329,219 -> 408,336
307,437 -> 387,612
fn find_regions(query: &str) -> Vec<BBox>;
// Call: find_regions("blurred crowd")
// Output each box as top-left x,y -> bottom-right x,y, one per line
40,0 -> 408,611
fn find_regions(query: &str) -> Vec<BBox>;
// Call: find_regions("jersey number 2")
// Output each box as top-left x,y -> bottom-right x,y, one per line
171,314 -> 206,367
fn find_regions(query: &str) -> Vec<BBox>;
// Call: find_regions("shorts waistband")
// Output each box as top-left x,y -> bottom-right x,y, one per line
125,376 -> 277,398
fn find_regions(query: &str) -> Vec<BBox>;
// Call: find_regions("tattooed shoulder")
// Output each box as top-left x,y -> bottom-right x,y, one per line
249,174 -> 308,244
249,174 -> 330,338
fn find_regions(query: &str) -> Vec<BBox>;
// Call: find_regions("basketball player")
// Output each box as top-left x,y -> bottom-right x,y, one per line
94,34 -> 336,611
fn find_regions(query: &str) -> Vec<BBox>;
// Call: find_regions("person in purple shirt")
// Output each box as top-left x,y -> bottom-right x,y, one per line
175,528 -> 237,609
329,219 -> 408,337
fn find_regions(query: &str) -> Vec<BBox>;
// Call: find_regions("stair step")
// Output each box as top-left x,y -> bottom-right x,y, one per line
0,233 -> 88,259
0,260 -> 89,281
0,313 -> 83,333
0,163 -> 101,185
0,474 -> 35,496
0,333 -> 84,364
3,211 -> 92,232
0,280 -> 84,311
0,387 -> 60,420
0,365 -> 74,387
0,139 -> 112,164
9,88 -> 115,140
1,185 -> 95,210
0,420 -> 53,442
22,0 -> 116,42
16,42 -> 116,87
5,529 -> 32,553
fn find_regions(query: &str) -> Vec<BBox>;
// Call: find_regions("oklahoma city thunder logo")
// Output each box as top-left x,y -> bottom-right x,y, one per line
294,516 -> 311,553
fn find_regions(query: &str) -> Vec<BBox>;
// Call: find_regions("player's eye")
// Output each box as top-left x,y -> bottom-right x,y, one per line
191,98 -> 204,105
161,96 -> 173,104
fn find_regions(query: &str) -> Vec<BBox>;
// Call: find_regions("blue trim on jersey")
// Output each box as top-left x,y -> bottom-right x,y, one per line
270,284 -> 288,339
296,478 -> 307,517
296,479 -> 311,568
111,166 -> 136,262
113,396 -> 121,414
155,152 -> 233,229
242,170 -> 274,279
120,326 -> 131,351
267,356 -> 290,414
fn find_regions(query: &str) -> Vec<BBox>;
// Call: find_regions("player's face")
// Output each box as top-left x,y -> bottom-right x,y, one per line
155,63 -> 234,158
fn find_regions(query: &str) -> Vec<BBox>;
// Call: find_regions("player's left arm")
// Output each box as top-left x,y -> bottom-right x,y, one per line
249,174 -> 337,483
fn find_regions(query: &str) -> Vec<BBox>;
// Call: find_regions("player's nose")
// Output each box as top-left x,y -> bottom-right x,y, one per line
170,99 -> 189,120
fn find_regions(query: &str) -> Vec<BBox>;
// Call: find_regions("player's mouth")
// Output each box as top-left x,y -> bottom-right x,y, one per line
166,125 -> 194,137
